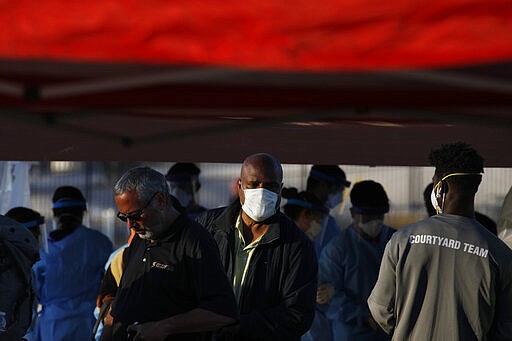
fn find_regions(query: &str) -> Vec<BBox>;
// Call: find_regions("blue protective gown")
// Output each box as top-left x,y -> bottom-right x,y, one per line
314,215 -> 340,258
319,224 -> 394,341
33,226 -> 112,341
302,215 -> 341,341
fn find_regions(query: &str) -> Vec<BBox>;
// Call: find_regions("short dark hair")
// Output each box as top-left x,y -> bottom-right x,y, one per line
350,180 -> 389,214
307,165 -> 347,191
166,163 -> 200,182
52,186 -> 87,217
166,163 -> 202,193
5,207 -> 44,228
428,142 -> 484,194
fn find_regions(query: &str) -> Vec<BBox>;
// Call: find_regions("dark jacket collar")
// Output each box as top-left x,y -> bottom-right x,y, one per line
213,199 -> 281,245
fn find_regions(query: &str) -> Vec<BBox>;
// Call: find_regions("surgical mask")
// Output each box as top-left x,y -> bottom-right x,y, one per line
358,218 -> 383,238
430,186 -> 443,214
305,219 -> 323,240
241,188 -> 279,222
170,186 -> 193,207
326,191 -> 343,209
429,172 -> 481,215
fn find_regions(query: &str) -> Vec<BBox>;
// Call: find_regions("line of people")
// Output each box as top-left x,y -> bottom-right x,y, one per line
1,142 -> 511,340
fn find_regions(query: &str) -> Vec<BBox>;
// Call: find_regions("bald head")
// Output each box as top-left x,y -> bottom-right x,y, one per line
238,153 -> 283,199
238,154 -> 283,222
241,153 -> 283,182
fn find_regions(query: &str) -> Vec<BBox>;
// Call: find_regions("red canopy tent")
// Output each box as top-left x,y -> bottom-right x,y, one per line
0,0 -> 511,165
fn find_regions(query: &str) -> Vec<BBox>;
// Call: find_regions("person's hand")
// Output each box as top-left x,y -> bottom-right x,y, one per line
367,315 -> 380,331
316,283 -> 335,304
127,321 -> 168,341
99,310 -> 114,341
103,309 -> 114,327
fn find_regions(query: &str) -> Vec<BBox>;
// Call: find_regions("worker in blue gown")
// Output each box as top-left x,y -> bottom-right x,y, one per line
306,165 -> 351,257
298,166 -> 351,341
281,188 -> 333,341
318,180 -> 394,341
33,186 -> 112,341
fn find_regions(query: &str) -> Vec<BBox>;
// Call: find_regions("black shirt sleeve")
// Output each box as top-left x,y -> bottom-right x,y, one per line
188,223 -> 238,320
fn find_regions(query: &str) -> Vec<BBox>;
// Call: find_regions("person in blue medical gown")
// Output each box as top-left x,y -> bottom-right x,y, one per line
281,188 -> 333,341
306,165 -> 351,258
318,180 -> 394,341
33,186 -> 112,341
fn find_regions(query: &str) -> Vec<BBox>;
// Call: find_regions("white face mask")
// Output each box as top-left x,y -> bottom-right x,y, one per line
241,188 -> 279,222
170,186 -> 193,207
356,217 -> 383,238
305,219 -> 323,240
430,184 -> 443,214
326,191 -> 343,209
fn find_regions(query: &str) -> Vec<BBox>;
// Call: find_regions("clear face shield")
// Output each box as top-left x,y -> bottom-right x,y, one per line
24,216 -> 48,253
40,221 -> 49,254
82,209 -> 91,228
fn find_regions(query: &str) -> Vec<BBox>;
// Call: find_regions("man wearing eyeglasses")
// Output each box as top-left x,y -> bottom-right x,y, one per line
101,166 -> 238,341
196,153 -> 318,340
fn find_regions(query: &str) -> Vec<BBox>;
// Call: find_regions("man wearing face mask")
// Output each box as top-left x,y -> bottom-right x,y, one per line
316,180 -> 394,341
165,162 -> 207,220
368,142 -> 512,340
306,165 -> 351,257
423,182 -> 498,235
197,153 -> 318,340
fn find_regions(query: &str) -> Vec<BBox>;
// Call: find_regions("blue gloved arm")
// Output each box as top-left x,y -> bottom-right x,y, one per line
318,235 -> 369,325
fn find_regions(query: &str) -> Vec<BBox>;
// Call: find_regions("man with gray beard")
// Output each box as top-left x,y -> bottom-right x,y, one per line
102,166 -> 237,341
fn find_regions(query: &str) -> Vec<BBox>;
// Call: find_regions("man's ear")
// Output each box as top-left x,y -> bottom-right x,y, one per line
237,179 -> 244,199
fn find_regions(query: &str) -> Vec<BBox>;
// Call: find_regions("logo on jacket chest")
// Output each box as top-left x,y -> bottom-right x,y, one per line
151,261 -> 173,271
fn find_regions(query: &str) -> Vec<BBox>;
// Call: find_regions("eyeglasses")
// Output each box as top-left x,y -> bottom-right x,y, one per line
116,192 -> 158,222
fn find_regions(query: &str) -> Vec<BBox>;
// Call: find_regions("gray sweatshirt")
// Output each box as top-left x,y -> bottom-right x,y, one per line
368,214 -> 512,341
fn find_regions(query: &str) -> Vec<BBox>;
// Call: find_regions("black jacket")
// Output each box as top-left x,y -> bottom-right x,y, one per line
196,200 -> 317,341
